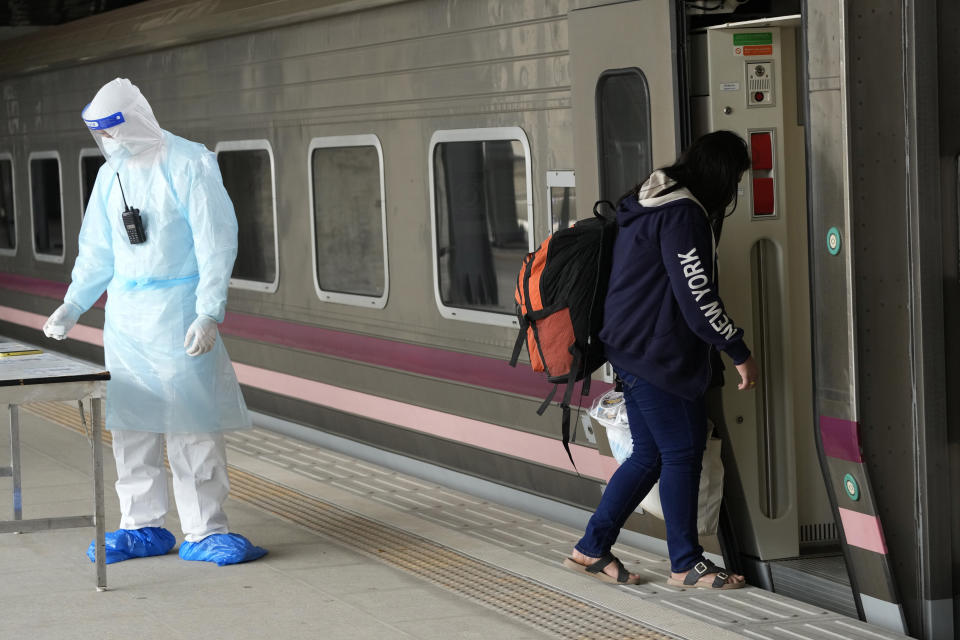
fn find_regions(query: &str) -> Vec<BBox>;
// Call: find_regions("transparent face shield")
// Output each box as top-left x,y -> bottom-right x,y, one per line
84,110 -> 127,168
82,102 -> 163,170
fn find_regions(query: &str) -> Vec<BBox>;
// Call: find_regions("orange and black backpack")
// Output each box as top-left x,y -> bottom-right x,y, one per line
509,202 -> 618,466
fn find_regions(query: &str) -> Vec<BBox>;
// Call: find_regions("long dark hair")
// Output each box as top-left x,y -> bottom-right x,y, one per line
623,130 -> 751,238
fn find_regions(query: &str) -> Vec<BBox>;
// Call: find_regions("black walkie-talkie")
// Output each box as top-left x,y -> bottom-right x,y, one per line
116,173 -> 146,244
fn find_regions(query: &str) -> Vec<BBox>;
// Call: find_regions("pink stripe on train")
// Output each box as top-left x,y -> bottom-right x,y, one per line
0,304 -> 104,344
0,304 -> 619,482
0,272 -> 611,403
0,272 -> 104,308
233,362 -> 619,480
838,507 -> 888,554
819,415 -> 863,463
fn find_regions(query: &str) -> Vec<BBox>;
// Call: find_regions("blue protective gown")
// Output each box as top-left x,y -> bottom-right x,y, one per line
64,131 -> 251,434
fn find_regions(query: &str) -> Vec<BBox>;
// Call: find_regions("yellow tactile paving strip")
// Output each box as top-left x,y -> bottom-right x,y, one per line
23,401 -> 679,640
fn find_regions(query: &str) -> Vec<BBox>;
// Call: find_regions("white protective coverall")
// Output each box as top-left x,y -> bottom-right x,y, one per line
44,78 -> 251,542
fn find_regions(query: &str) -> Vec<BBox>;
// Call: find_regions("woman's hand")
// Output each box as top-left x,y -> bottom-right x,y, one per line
735,355 -> 759,391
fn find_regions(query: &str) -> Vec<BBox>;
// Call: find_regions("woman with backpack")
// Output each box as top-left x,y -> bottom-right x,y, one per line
564,130 -> 758,589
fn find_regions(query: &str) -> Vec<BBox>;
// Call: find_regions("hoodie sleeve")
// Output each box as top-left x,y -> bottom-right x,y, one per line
658,203 -> 751,364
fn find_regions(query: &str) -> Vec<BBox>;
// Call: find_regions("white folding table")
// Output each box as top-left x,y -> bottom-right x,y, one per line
0,342 -> 110,591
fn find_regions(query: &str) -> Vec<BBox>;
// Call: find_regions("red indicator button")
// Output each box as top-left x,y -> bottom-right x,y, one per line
751,132 -> 773,170
754,92 -> 765,102
753,177 -> 775,215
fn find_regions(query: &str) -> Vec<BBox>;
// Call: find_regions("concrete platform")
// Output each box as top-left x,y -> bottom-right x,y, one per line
0,402 -> 908,640
0,409 -> 552,640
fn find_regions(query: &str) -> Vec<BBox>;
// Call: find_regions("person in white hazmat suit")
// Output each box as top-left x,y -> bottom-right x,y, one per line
43,78 -> 266,566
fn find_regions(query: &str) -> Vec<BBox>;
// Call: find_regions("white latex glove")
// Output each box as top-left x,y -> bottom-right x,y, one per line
184,315 -> 218,357
43,303 -> 83,340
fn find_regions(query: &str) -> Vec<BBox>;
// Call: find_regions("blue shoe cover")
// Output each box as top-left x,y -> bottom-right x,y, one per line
178,533 -> 267,566
87,527 -> 176,564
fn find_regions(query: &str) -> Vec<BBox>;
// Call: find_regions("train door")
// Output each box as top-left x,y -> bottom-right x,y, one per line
569,0 -> 681,205
697,15 -> 821,559
572,1 -> 839,599
696,16 -> 840,590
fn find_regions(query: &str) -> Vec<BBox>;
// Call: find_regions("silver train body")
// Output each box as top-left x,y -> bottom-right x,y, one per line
0,2 -> 957,638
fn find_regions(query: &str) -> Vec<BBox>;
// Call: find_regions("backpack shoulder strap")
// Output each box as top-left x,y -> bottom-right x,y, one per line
509,313 -> 528,368
558,348 -> 582,472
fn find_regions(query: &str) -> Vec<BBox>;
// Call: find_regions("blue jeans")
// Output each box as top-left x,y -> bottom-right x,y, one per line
575,369 -> 708,572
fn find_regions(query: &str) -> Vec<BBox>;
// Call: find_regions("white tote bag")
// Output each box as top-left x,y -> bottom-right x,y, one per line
639,433 -> 724,536
589,390 -> 725,536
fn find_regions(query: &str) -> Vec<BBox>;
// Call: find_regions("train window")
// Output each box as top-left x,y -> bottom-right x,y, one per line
596,69 -> 653,203
429,128 -> 533,327
78,148 -> 104,217
215,140 -> 279,293
309,135 -> 388,308
547,170 -> 576,233
28,151 -> 64,263
0,154 -> 15,255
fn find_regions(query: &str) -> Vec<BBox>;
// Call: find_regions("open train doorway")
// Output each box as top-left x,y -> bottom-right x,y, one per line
690,15 -> 854,614
570,0 -> 853,617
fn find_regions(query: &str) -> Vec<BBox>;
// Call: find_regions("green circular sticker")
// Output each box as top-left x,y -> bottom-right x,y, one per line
843,473 -> 860,501
827,227 -> 842,255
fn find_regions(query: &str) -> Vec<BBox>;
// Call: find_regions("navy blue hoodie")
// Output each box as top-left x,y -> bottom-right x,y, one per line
599,171 -> 750,400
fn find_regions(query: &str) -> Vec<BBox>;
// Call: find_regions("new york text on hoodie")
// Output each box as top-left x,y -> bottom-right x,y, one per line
599,171 -> 751,399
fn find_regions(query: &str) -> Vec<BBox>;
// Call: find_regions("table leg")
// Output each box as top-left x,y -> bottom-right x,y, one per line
91,398 -> 107,591
9,404 -> 21,522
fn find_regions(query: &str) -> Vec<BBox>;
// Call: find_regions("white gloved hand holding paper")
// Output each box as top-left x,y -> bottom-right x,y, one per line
43,303 -> 83,340
184,315 -> 218,357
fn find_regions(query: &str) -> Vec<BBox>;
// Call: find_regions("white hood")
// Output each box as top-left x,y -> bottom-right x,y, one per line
637,170 -> 705,211
82,78 -> 164,169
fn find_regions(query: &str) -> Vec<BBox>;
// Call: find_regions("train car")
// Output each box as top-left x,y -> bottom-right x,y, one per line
0,1 -> 956,637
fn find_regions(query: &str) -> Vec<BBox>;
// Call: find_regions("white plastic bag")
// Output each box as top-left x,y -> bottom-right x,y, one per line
588,391 -> 633,463
639,433 -> 724,536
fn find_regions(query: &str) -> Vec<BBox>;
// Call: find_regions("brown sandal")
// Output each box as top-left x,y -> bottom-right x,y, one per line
666,559 -> 745,590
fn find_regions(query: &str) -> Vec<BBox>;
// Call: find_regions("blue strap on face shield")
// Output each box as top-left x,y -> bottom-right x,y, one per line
83,105 -> 125,130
